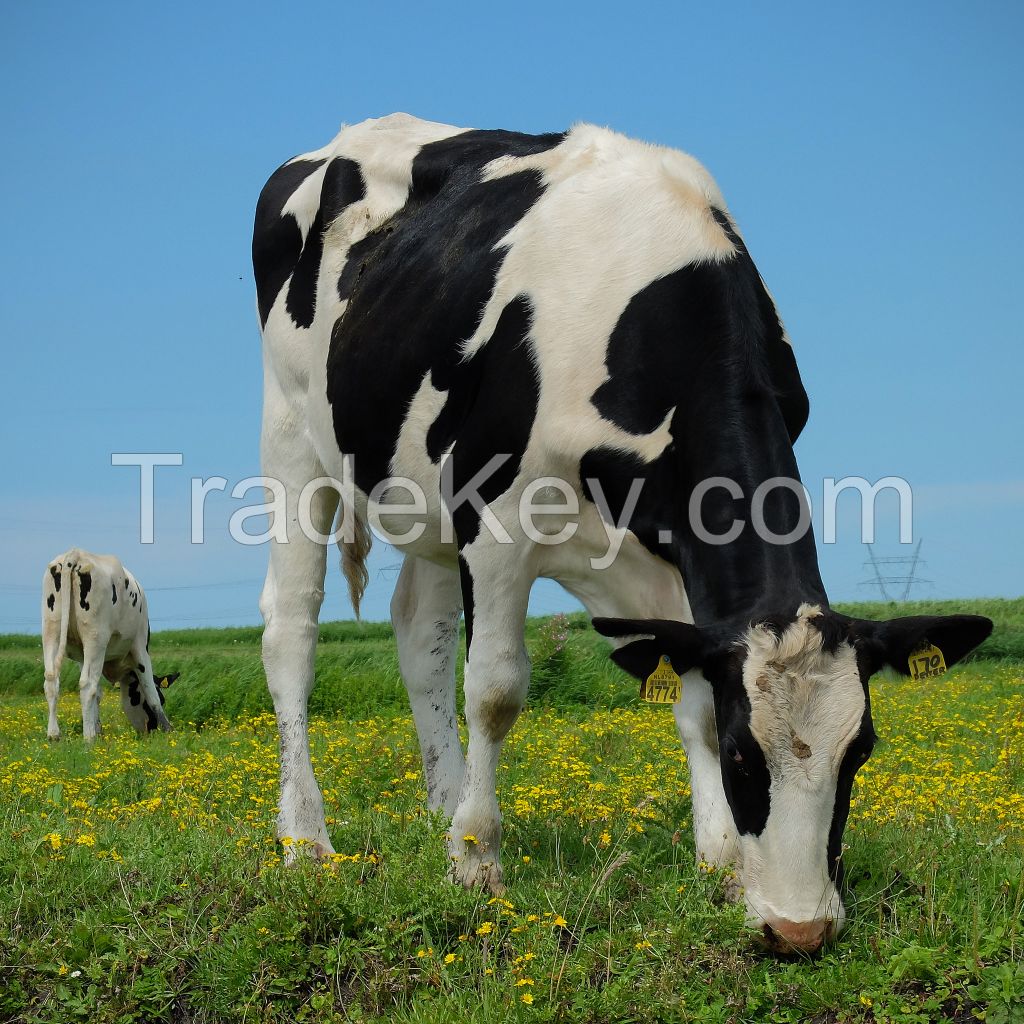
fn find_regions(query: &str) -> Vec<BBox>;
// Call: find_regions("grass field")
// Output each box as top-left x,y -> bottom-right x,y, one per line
0,601 -> 1021,1023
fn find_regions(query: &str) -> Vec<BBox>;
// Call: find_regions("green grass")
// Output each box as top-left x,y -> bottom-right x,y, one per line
0,603 -> 1021,1023
3,598 -> 1022,726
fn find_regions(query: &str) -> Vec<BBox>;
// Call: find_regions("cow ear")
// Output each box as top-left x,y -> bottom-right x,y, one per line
157,672 -> 180,689
592,618 -> 705,681
852,614 -> 993,677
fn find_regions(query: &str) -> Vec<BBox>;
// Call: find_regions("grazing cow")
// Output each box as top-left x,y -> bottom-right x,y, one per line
253,114 -> 992,951
42,549 -> 176,740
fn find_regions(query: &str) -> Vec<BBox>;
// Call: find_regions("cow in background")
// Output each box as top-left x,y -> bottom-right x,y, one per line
42,549 -> 176,740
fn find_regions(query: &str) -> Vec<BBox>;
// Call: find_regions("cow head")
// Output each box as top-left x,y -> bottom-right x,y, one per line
121,670 -> 178,734
594,605 -> 991,952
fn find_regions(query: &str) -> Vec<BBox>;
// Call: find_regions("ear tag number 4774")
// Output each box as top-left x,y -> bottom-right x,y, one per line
643,656 -> 681,704
908,644 -> 947,682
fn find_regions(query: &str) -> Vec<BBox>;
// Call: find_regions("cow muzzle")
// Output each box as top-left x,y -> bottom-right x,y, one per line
760,917 -> 836,955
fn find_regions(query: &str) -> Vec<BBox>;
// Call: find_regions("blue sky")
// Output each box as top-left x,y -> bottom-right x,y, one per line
2,1 -> 1022,631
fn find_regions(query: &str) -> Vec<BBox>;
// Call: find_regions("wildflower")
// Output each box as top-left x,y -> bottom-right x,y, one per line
462,833 -> 478,845
443,952 -> 457,964
45,832 -> 62,851
522,855 -> 530,863
552,914 -> 568,928
636,939 -> 653,949
521,993 -> 534,1005
515,977 -> 534,987
280,836 -> 294,848
476,921 -> 494,936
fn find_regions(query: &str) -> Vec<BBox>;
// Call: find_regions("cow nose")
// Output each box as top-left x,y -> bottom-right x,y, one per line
761,918 -> 834,955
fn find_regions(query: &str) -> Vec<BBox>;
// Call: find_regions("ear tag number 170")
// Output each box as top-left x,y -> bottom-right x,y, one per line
908,644 -> 947,682
643,656 -> 682,704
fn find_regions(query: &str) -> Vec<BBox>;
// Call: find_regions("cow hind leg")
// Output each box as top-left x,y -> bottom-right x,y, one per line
447,544 -> 534,895
391,556 -> 465,817
42,618 -> 62,741
261,464 -> 339,860
78,641 -> 106,742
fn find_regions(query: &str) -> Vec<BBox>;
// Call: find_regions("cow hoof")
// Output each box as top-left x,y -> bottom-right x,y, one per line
47,732 -> 60,742
722,873 -> 744,904
281,836 -> 335,864
449,855 -> 506,895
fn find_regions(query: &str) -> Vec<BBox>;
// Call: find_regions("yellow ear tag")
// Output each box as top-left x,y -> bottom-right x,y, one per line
908,643 -> 947,682
643,655 -> 682,704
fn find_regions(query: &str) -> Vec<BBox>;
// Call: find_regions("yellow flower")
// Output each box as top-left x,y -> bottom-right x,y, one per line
552,914 -> 568,928
635,939 -> 653,949
515,977 -> 534,987
443,953 -> 457,964
280,836 -> 294,848
74,833 -> 96,847
462,833 -> 478,844
476,921 -> 494,936
520,993 -> 534,1005
522,855 -> 530,863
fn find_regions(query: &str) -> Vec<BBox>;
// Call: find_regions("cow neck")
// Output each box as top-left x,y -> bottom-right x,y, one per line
669,391 -> 828,628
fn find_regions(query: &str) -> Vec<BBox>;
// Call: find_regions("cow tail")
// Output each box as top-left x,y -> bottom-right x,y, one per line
339,506 -> 371,619
54,559 -> 73,679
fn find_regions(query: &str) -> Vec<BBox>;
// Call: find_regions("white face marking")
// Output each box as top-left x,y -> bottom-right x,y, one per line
736,605 -> 866,929
742,606 -> 865,777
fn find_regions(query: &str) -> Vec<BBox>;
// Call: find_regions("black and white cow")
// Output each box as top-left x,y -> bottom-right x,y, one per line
253,114 -> 991,952
42,549 -> 176,740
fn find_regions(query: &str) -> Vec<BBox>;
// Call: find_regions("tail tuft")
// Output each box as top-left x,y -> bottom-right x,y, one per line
340,511 -> 372,619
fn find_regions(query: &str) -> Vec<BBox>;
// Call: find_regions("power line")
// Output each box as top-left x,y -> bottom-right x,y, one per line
860,540 -> 931,601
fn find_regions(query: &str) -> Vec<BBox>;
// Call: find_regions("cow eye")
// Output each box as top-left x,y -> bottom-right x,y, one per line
724,739 -> 745,766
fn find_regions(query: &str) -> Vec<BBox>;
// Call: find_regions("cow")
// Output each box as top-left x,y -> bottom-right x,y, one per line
252,114 -> 992,953
42,549 -> 176,741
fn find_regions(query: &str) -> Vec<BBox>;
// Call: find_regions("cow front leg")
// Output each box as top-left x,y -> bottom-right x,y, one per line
674,671 -> 741,883
447,552 -> 532,895
260,473 -> 338,861
391,556 -> 465,817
